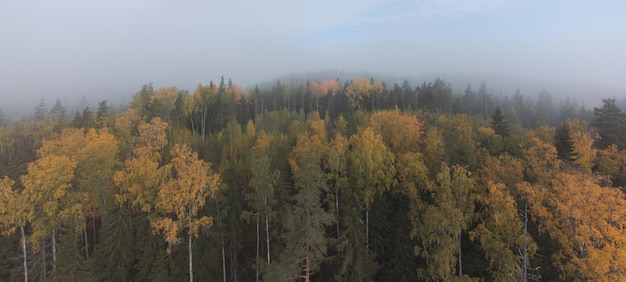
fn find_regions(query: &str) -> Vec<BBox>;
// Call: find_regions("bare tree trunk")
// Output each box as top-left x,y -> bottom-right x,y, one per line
255,215 -> 259,282
315,94 -> 319,113
41,237 -> 46,282
366,208 -> 369,250
92,216 -> 97,253
84,221 -> 89,259
20,225 -> 28,282
52,230 -> 57,274
305,206 -> 311,282
215,199 -> 227,282
457,233 -> 462,277
201,105 -> 207,140
522,203 -> 529,282
189,233 -> 193,282
336,188 -> 340,237
264,197 -> 271,264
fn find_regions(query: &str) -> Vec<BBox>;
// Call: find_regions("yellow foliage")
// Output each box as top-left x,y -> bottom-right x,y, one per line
520,172 -> 626,280
153,144 -> 219,247
564,119 -> 597,174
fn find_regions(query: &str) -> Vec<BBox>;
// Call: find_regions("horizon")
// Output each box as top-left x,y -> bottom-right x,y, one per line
2,1 -> 626,117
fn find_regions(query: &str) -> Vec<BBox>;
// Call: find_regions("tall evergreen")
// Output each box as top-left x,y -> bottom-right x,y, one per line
267,133 -> 331,281
592,98 -> 626,148
555,122 -> 577,162
491,107 -> 510,137
0,107 -> 6,127
88,206 -> 134,281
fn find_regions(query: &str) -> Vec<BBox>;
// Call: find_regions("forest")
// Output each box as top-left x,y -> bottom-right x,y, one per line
1,76 -> 626,281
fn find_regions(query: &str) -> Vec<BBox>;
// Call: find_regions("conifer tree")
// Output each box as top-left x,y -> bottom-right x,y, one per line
88,206 -> 134,281
271,132 -> 331,281
555,122 -> 578,162
592,98 -> 626,148
491,107 -> 510,137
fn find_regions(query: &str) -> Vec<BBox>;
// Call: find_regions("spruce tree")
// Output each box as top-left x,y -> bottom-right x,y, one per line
491,107 -> 510,137
555,122 -> 577,162
592,98 -> 626,148
88,206 -> 134,281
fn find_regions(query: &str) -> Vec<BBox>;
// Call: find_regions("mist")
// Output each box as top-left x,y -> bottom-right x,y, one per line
2,0 -> 626,118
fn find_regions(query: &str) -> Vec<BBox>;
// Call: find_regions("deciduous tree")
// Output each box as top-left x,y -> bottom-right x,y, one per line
0,177 -> 31,282
153,144 -> 220,282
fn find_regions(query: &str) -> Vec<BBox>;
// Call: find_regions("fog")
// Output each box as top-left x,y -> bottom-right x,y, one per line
2,0 -> 626,117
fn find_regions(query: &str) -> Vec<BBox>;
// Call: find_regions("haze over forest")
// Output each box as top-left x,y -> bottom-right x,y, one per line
2,0 -> 626,117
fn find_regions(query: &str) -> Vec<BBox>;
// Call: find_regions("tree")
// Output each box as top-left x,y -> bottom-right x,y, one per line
416,79 -> 453,113
348,127 -> 395,249
334,127 -> 394,281
21,154 -> 80,277
564,119 -> 597,174
271,132 -> 331,281
0,107 -> 6,127
247,132 -> 279,278
322,132 -> 349,238
33,127 -> 119,264
115,118 -> 169,213
415,164 -> 475,280
470,182 -> 537,281
152,144 -> 220,282
519,172 -> 626,280
88,206 -> 134,281
592,98 -> 626,149
555,122 -> 578,162
0,177 -> 31,282
49,98 -> 66,121
368,111 -> 424,154
491,107 -> 510,137
34,98 -> 48,121
96,100 -> 110,128
37,128 -> 119,220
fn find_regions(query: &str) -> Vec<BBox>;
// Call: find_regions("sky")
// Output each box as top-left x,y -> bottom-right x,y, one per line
1,0 -> 626,116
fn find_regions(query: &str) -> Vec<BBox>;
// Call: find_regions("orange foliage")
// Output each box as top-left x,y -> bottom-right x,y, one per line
519,172 -> 626,280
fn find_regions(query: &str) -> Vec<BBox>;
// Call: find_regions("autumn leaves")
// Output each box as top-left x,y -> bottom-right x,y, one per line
0,118 -> 220,281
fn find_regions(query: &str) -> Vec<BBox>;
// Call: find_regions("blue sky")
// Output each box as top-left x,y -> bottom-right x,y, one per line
1,0 -> 626,115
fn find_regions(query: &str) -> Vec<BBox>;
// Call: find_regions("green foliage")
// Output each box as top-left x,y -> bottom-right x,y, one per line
555,122 -> 578,162
88,207 -> 134,281
491,106 -> 510,137
415,164 -> 475,281
592,98 -> 626,148
272,133 -> 332,281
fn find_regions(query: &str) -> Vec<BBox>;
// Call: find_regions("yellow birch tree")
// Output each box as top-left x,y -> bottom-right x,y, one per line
152,144 -> 220,282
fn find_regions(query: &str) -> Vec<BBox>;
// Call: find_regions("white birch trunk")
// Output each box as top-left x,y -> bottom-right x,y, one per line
20,225 -> 28,282
189,233 -> 193,282
255,215 -> 259,282
52,230 -> 57,273
264,196 -> 271,264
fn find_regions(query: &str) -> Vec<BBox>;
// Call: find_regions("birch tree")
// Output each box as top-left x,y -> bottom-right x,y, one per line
152,144 -> 220,282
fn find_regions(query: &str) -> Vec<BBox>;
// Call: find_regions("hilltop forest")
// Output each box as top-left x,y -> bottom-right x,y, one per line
2,76 -> 626,281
